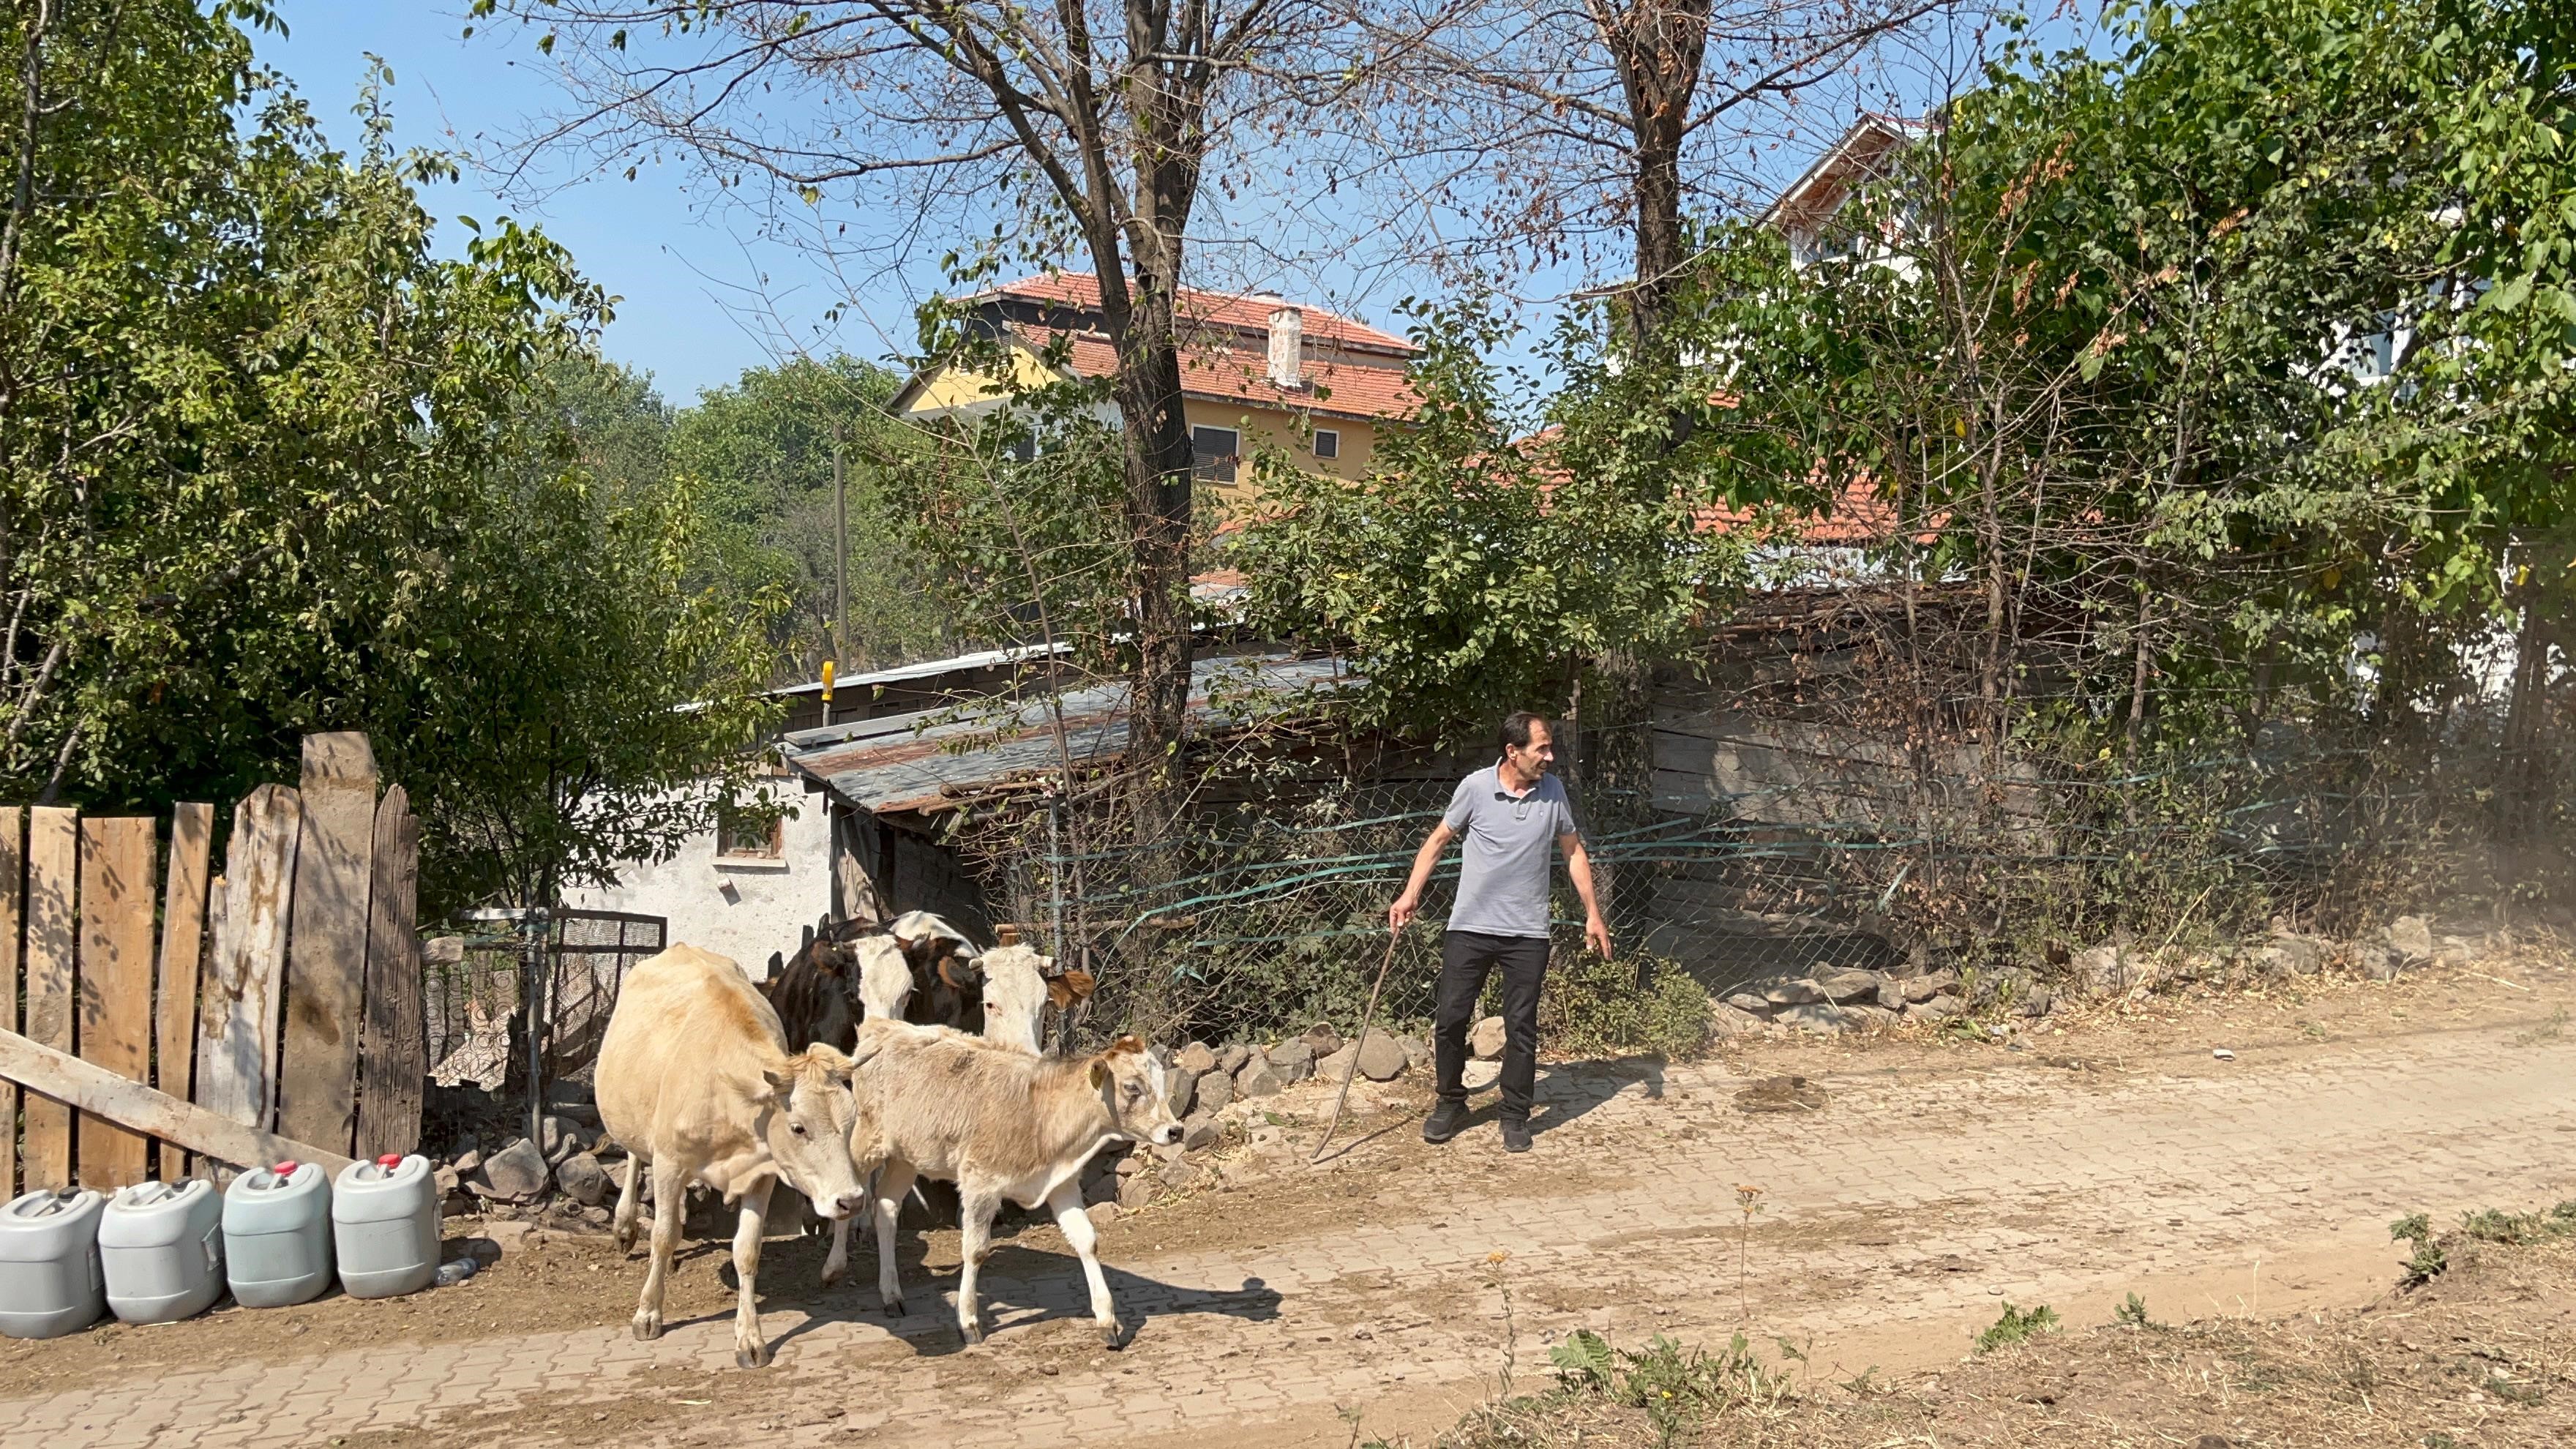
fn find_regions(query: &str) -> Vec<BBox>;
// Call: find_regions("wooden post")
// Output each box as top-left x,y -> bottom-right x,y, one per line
354,790 -> 423,1161
197,785 -> 301,1131
0,807 -> 21,1199
278,733 -> 376,1154
23,807 -> 78,1189
77,817 -> 157,1189
154,804 -> 214,1181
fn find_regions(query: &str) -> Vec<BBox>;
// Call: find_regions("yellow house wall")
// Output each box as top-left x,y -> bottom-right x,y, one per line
1183,400 -> 1381,506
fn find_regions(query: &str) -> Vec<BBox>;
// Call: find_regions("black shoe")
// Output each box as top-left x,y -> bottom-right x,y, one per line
1500,1119 -> 1532,1153
1423,1101 -> 1469,1144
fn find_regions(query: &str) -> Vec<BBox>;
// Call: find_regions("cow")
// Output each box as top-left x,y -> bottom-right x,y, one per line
818,944 -> 1097,1290
836,1020 -> 1181,1347
761,911 -> 984,1053
596,943 -> 869,1368
974,943 -> 1096,1054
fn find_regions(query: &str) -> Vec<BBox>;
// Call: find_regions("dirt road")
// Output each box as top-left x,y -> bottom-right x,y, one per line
6,962 -> 2573,1448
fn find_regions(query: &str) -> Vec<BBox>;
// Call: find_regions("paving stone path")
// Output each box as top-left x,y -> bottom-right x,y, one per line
10,1014 -> 2575,1448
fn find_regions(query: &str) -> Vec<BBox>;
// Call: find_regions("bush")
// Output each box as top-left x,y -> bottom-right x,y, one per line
1532,947 -> 1713,1060
1975,1302 -> 2062,1353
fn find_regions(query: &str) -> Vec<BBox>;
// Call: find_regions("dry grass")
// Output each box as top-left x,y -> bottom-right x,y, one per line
1393,1208 -> 2576,1449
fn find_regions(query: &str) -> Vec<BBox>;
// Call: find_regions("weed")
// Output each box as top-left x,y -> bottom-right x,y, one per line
1534,948 -> 1712,1060
2456,1202 -> 2576,1245
2113,1292 -> 2163,1330
2512,1005 -> 2568,1046
1836,1365 -> 1884,1396
1975,1301 -> 2062,1353
2485,1372 -> 2546,1407
2392,1213 -> 2447,1286
1734,1184 -> 1766,1322
1547,1329 -> 1794,1446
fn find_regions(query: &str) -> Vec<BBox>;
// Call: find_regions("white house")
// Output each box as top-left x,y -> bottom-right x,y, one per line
560,643 -> 1070,978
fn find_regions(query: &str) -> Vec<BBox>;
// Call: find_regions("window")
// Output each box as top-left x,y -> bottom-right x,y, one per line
716,801 -> 785,860
1311,428 -> 1340,460
1191,425 -> 1240,484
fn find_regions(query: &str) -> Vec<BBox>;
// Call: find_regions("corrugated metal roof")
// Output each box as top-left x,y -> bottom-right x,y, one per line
782,652 -> 1355,815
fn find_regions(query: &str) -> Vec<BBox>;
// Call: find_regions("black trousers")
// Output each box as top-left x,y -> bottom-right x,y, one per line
1434,930 -> 1550,1123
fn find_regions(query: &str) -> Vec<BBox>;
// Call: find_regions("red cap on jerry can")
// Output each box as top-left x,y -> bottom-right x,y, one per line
272,1161 -> 298,1176
377,1153 -> 403,1169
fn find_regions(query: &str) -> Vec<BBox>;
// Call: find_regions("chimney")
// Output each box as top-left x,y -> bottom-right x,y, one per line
1266,305 -> 1303,389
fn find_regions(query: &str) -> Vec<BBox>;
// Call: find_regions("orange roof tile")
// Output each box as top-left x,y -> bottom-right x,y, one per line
978,272 -> 1417,355
1022,324 -> 1423,424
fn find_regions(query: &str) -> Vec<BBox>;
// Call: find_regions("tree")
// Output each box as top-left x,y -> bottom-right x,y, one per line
668,355 -> 958,676
0,1 -> 787,910
477,0 -> 1383,843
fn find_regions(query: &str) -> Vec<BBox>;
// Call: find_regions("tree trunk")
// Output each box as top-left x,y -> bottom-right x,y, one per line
1604,0 -> 1712,352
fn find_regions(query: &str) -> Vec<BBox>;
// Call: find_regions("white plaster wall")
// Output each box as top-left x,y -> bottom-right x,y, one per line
561,790 -> 831,981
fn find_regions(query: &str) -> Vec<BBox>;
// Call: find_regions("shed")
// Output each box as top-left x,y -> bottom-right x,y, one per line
780,651 -> 1355,936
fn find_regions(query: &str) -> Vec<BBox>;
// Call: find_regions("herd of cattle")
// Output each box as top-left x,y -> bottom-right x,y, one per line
594,913 -> 1184,1368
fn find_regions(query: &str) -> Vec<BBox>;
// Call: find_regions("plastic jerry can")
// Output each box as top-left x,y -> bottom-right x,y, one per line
0,1188 -> 107,1339
100,1179 -> 225,1325
222,1161 -> 334,1308
332,1154 -> 438,1300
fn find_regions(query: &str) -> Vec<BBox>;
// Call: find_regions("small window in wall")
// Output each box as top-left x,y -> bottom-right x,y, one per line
1006,432 -> 1039,463
1312,428 -> 1340,460
1191,425 -> 1240,484
716,801 -> 785,860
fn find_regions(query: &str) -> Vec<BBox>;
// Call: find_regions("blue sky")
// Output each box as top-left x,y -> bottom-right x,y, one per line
259,4 -> 893,404
255,4 -> 2081,408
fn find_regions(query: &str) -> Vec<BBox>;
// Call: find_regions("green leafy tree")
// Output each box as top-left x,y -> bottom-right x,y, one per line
667,355 -> 959,678
0,1 -> 785,910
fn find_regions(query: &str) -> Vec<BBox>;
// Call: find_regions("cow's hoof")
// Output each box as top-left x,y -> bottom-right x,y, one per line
1101,1322 -> 1125,1349
736,1340 -> 774,1369
883,1296 -> 906,1319
632,1311 -> 662,1341
820,1264 -> 844,1289
960,1322 -> 985,1346
614,1224 -> 639,1254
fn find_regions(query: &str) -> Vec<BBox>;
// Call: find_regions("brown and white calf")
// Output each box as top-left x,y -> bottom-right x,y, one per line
596,943 -> 868,1368
763,911 -> 985,1052
841,1021 -> 1180,1347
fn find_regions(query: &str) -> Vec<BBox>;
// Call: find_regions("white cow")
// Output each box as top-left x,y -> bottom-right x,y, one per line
596,943 -> 869,1368
842,1021 -> 1180,1347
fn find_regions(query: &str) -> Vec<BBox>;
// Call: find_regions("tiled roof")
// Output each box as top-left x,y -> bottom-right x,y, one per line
1021,325 -> 1423,424
978,272 -> 1416,355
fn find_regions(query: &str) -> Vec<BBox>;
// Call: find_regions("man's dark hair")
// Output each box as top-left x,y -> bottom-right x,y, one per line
1501,711 -> 1549,752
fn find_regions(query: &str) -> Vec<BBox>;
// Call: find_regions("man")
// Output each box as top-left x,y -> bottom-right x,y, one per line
1388,711 -> 1610,1153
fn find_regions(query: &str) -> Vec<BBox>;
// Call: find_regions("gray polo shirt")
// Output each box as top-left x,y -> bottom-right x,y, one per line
1442,765 -> 1579,939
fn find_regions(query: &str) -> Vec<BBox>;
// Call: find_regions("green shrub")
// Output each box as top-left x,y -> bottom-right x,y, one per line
1530,947 -> 1712,1060
1975,1302 -> 2062,1353
1547,1329 -> 1792,1445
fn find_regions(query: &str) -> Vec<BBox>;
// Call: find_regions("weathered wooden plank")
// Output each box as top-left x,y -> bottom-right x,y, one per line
277,733 -> 376,1154
0,1028 -> 352,1179
0,807 -> 22,1199
22,807 -> 78,1191
196,785 -> 302,1130
189,875 -> 226,1180
77,817 -> 158,1189
354,790 -> 423,1161
154,804 -> 214,1182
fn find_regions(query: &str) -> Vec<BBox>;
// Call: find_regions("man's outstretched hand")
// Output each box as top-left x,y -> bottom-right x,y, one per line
1586,913 -> 1613,960
1388,892 -> 1420,935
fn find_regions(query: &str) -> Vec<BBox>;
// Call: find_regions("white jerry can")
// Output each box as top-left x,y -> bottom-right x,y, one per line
332,1154 -> 439,1300
0,1188 -> 108,1339
100,1180 -> 225,1325
222,1161 -> 335,1308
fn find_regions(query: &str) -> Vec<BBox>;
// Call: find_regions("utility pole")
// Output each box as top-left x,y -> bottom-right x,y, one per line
832,422 -> 849,727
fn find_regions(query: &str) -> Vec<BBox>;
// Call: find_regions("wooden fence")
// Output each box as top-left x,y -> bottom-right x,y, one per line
0,732 -> 421,1197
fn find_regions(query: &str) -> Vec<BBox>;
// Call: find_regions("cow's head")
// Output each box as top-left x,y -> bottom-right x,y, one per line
888,911 -> 983,997
1088,1035 -> 1182,1146
759,1045 -> 866,1221
977,944 -> 1090,1052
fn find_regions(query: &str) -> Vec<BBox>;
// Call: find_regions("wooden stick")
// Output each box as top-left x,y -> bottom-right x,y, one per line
0,1027 -> 352,1179
1311,927 -> 1403,1164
